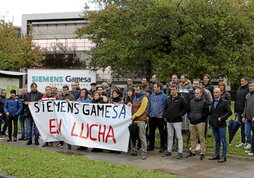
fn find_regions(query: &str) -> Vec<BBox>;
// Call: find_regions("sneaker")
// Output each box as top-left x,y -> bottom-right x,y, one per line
56,143 -> 64,148
13,137 -> 17,142
140,154 -> 147,160
42,142 -> 48,147
159,147 -> 165,153
23,136 -> 28,141
18,136 -> 25,141
7,139 -> 12,142
245,150 -> 252,153
26,139 -> 32,145
177,153 -> 183,159
130,152 -> 137,156
200,154 -> 205,160
34,140 -> 39,145
77,146 -> 88,151
244,143 -> 251,149
236,143 -> 245,148
147,147 -> 154,151
67,144 -> 72,149
186,152 -> 196,158
161,151 -> 172,157
248,151 -> 254,156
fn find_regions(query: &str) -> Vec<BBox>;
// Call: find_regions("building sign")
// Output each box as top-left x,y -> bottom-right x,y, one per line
27,69 -> 96,92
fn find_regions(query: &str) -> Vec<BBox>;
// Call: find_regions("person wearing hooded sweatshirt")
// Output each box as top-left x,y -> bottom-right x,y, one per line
4,90 -> 22,142
130,84 -> 148,160
24,83 -> 43,145
147,83 -> 167,153
0,89 -> 7,135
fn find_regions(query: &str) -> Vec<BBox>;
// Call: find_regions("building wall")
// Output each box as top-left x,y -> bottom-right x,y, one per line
22,12 -> 93,66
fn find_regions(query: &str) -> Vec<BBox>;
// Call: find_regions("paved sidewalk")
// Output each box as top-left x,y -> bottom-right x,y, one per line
1,136 -> 254,178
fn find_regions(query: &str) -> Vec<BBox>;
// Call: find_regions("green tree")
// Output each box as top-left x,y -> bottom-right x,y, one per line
0,19 -> 44,71
77,0 -> 254,84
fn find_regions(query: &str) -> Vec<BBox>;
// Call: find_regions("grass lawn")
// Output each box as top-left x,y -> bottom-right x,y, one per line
0,144 -> 176,178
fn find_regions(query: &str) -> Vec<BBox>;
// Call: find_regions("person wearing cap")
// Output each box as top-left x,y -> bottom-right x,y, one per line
4,90 -> 22,142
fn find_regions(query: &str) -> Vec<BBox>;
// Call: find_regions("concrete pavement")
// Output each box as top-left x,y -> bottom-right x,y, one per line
1,136 -> 254,178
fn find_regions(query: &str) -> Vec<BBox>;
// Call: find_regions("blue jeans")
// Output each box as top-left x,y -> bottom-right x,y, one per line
19,114 -> 27,137
212,127 -> 227,157
245,120 -> 252,144
167,122 -> 183,153
237,113 -> 246,143
26,117 -> 39,141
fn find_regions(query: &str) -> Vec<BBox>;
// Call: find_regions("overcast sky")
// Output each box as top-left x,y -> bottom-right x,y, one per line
0,0 -> 98,26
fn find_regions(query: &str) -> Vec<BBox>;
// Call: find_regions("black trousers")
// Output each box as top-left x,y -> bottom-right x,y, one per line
251,121 -> 254,152
8,115 -> 18,138
148,117 -> 166,149
0,115 -> 8,134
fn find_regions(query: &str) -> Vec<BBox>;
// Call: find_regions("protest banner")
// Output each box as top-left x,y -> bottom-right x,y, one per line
29,101 -> 132,152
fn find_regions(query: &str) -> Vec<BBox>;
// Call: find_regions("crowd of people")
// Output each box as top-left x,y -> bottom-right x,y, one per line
0,74 -> 254,162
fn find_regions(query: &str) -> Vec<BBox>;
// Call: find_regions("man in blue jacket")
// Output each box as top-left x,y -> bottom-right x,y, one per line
147,83 -> 167,152
4,90 -> 22,142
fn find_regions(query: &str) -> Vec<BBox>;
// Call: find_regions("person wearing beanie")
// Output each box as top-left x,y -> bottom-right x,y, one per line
4,89 -> 22,142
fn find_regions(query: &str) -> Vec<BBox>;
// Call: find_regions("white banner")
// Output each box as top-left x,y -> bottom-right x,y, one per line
29,101 -> 132,152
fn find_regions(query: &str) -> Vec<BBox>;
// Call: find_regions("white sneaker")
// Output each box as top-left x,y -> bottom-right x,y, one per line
236,143 -> 245,148
244,143 -> 252,150
245,150 -> 252,153
248,152 -> 254,156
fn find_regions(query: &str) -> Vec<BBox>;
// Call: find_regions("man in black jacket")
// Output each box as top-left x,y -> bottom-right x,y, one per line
242,81 -> 254,156
234,77 -> 249,148
18,88 -> 28,140
186,88 -> 209,160
162,85 -> 188,159
209,88 -> 232,163
0,89 -> 7,135
24,83 -> 43,145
